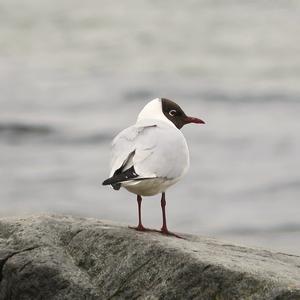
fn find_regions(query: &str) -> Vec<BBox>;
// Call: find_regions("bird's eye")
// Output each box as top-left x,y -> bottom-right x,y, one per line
169,110 -> 177,116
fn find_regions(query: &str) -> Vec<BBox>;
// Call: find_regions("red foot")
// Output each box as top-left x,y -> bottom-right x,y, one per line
128,225 -> 184,239
160,227 -> 184,239
129,224 -> 147,231
128,225 -> 160,233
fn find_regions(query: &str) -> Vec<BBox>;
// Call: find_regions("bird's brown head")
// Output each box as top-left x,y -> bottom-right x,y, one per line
161,98 -> 205,129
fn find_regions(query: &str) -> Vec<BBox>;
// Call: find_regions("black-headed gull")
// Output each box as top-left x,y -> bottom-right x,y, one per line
103,98 -> 205,237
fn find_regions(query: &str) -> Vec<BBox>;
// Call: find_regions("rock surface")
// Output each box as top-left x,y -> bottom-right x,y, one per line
0,215 -> 299,300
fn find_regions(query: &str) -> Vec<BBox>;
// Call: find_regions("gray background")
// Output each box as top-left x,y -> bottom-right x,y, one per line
1,0 -> 299,254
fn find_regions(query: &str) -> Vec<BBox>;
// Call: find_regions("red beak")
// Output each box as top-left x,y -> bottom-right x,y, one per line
184,116 -> 205,125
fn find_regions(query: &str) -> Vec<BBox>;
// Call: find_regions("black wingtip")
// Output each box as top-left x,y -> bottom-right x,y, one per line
102,178 -> 121,190
102,176 -> 122,186
112,183 -> 121,190
102,178 -> 110,186
102,166 -> 139,187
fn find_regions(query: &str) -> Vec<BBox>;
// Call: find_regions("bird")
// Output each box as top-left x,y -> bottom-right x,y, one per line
102,98 -> 205,237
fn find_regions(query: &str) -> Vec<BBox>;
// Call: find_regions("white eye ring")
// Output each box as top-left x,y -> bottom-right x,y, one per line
169,110 -> 177,116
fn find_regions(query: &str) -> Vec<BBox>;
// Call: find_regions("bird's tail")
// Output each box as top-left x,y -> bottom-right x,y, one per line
102,166 -> 156,190
102,166 -> 139,190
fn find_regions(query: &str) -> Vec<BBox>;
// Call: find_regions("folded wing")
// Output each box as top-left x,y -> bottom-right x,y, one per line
102,120 -> 189,189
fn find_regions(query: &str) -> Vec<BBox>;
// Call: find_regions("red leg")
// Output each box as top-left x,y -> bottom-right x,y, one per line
129,195 -> 160,233
160,192 -> 183,239
136,195 -> 144,230
129,195 -> 147,231
161,192 -> 168,233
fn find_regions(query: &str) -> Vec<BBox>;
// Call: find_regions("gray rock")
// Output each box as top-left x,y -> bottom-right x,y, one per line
0,215 -> 299,300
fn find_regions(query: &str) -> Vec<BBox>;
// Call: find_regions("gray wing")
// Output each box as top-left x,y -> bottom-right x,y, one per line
109,121 -> 189,181
110,124 -> 158,178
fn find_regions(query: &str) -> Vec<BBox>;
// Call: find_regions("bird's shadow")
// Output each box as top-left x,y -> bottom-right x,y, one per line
128,226 -> 186,240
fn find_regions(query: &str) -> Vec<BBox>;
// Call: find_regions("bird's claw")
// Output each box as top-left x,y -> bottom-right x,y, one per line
128,225 -> 159,232
128,225 -> 184,239
160,228 -> 184,239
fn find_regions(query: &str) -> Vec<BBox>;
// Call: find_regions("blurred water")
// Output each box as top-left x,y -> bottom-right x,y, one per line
0,0 -> 300,255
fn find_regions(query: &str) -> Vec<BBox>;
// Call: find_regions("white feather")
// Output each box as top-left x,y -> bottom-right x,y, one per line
108,99 -> 190,196
137,98 -> 175,128
109,123 -> 189,195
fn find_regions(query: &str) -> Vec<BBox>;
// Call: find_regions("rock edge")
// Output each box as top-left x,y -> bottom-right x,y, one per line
0,215 -> 299,299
